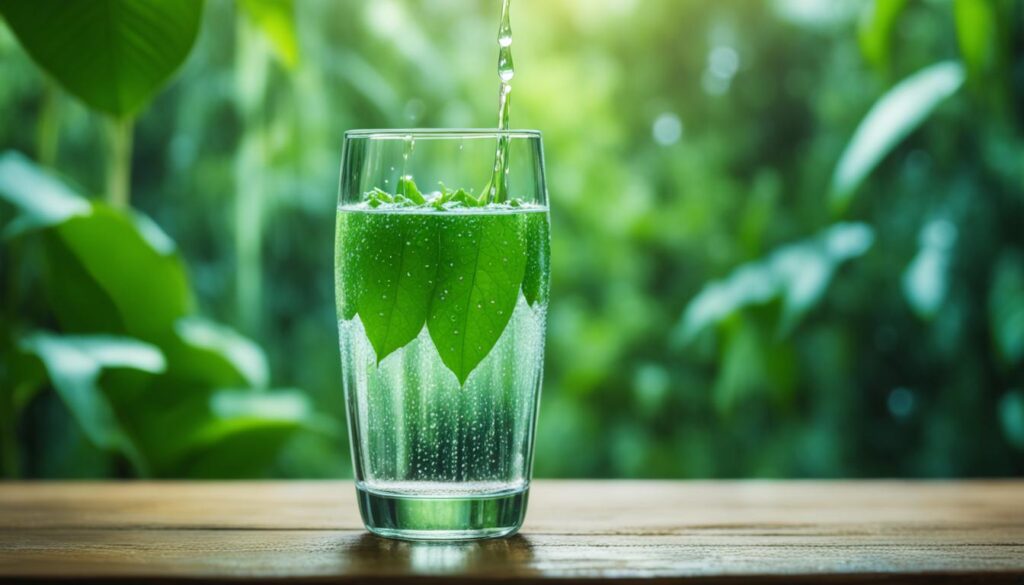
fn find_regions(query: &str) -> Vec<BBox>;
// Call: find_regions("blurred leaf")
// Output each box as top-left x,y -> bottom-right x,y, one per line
0,0 -> 204,117
0,151 -> 89,237
1000,390 -> 1024,450
676,223 -> 874,343
53,207 -> 192,339
902,218 -> 957,319
239,0 -> 299,68
954,0 -> 1005,80
19,332 -> 165,471
0,154 -> 192,337
714,318 -> 797,414
6,350 -> 46,413
131,211 -> 178,255
175,389 -> 330,478
858,0 -> 908,71
830,61 -> 965,213
174,317 -> 269,388
989,251 -> 1024,365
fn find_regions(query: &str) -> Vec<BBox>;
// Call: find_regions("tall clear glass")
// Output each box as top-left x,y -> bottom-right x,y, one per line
335,129 -> 550,540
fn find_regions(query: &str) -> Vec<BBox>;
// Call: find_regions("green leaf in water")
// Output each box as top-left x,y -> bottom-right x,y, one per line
522,211 -> 551,306
337,177 -> 547,382
354,214 -> 440,363
335,210 -> 369,320
427,213 -> 528,384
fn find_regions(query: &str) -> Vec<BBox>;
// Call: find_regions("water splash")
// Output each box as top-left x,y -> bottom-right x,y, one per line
489,0 -> 514,203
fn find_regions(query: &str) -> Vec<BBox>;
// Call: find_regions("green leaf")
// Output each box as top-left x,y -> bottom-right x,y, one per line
521,211 -> 551,306
174,317 -> 269,387
238,0 -> 299,69
397,175 -> 426,204
0,151 -> 89,237
19,332 -> 165,469
337,188 -> 546,382
0,0 -> 204,117
858,0 -> 908,71
830,61 -> 965,213
902,218 -> 957,319
335,211 -> 363,321
954,0 -> 1005,80
39,233 -> 124,333
428,213 -> 529,384
352,214 -> 439,363
112,380 -> 327,477
453,188 -> 484,208
175,389 -> 329,478
676,223 -> 874,344
53,206 -> 193,340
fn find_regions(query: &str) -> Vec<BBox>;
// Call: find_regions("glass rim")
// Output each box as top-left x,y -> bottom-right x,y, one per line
344,128 -> 542,140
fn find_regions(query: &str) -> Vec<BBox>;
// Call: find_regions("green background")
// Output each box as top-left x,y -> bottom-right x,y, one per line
1,0 -> 1022,479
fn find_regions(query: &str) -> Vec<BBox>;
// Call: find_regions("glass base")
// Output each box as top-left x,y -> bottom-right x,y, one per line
356,484 -> 529,541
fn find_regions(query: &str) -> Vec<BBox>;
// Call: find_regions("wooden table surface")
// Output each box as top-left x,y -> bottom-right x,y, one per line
1,480 -> 1023,583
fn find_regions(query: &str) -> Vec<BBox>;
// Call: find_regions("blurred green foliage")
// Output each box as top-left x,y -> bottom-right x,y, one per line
1,0 -> 1023,479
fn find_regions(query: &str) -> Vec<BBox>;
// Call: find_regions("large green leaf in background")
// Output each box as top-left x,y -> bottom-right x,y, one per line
20,332 -> 166,473
110,380 -> 327,478
0,152 -> 324,477
830,61 -> 965,213
0,0 -> 204,117
177,389 -> 329,477
54,208 -> 193,339
0,152 -> 262,387
174,317 -> 269,388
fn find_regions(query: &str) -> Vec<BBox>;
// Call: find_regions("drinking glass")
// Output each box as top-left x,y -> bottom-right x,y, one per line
335,129 -> 550,540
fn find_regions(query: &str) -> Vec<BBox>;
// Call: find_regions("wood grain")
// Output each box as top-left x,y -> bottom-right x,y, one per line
1,481 -> 1022,583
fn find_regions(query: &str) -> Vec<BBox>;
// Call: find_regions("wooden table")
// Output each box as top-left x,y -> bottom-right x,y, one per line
1,481 -> 1022,583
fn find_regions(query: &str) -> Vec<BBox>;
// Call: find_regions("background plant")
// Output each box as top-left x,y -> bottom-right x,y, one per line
0,0 -> 1022,479
0,0 -> 330,478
